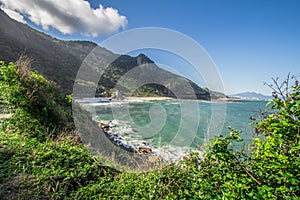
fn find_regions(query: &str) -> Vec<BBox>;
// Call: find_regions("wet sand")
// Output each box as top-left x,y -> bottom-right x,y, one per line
125,96 -> 174,101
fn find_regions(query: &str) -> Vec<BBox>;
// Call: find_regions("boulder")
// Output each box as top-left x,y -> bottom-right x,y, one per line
98,122 -> 110,132
137,147 -> 152,154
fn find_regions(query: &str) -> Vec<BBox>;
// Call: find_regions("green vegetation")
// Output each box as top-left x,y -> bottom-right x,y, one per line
0,59 -> 299,199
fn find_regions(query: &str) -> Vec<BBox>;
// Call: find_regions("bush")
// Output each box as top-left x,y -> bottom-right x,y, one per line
251,77 -> 300,198
0,59 -> 117,199
0,56 -> 73,134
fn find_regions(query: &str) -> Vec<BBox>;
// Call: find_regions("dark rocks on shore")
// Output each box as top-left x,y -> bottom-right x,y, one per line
98,121 -> 155,154
136,147 -> 152,154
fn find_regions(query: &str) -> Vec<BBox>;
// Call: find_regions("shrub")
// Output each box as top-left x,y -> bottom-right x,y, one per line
0,56 -> 73,134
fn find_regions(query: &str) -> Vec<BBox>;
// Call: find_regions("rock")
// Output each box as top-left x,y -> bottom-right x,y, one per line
132,128 -> 138,133
98,122 -> 110,132
98,122 -> 107,128
137,147 -> 152,154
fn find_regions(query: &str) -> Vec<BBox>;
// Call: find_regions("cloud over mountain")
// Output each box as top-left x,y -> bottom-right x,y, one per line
0,0 -> 128,37
0,5 -> 26,24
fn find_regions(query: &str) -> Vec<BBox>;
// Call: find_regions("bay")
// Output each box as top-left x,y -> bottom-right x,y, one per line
82,99 -> 269,160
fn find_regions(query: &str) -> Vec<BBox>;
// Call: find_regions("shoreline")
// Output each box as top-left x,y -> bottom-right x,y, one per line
125,96 -> 174,101
76,96 -> 242,104
120,96 -> 238,103
97,119 -> 204,162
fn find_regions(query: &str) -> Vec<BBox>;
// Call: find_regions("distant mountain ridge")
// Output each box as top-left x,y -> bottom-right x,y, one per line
0,9 -> 224,100
230,92 -> 272,100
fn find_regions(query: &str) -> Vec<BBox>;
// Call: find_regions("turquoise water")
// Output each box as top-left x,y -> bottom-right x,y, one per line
89,99 -> 268,152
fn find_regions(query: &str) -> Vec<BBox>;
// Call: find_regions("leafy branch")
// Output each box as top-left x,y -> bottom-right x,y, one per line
264,72 -> 299,101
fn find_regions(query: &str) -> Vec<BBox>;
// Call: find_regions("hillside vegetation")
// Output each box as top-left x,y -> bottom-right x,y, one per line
0,58 -> 299,199
0,9 -> 222,100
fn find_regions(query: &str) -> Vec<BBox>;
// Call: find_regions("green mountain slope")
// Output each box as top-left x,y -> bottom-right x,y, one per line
0,9 -> 96,94
0,9 -> 223,100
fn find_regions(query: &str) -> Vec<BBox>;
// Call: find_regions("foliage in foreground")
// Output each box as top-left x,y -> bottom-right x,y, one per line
0,60 -> 299,199
0,56 -> 72,133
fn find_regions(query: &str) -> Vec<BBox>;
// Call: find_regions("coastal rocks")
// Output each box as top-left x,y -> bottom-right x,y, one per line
98,122 -> 110,129
136,147 -> 152,154
98,121 -> 156,155
98,121 -> 136,152
98,122 -> 110,132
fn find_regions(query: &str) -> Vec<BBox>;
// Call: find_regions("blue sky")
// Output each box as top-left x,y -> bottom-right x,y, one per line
1,0 -> 300,95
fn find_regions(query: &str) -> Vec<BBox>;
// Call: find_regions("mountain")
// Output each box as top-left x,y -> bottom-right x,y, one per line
0,9 -> 223,100
0,9 -> 97,94
230,92 -> 272,100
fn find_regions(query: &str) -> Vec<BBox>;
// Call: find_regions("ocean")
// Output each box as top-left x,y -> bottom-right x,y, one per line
81,99 -> 269,161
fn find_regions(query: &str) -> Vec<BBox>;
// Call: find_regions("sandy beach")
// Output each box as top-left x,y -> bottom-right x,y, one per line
125,96 -> 174,101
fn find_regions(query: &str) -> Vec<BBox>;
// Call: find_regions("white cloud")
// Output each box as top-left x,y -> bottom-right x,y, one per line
0,5 -> 26,24
0,0 -> 128,37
